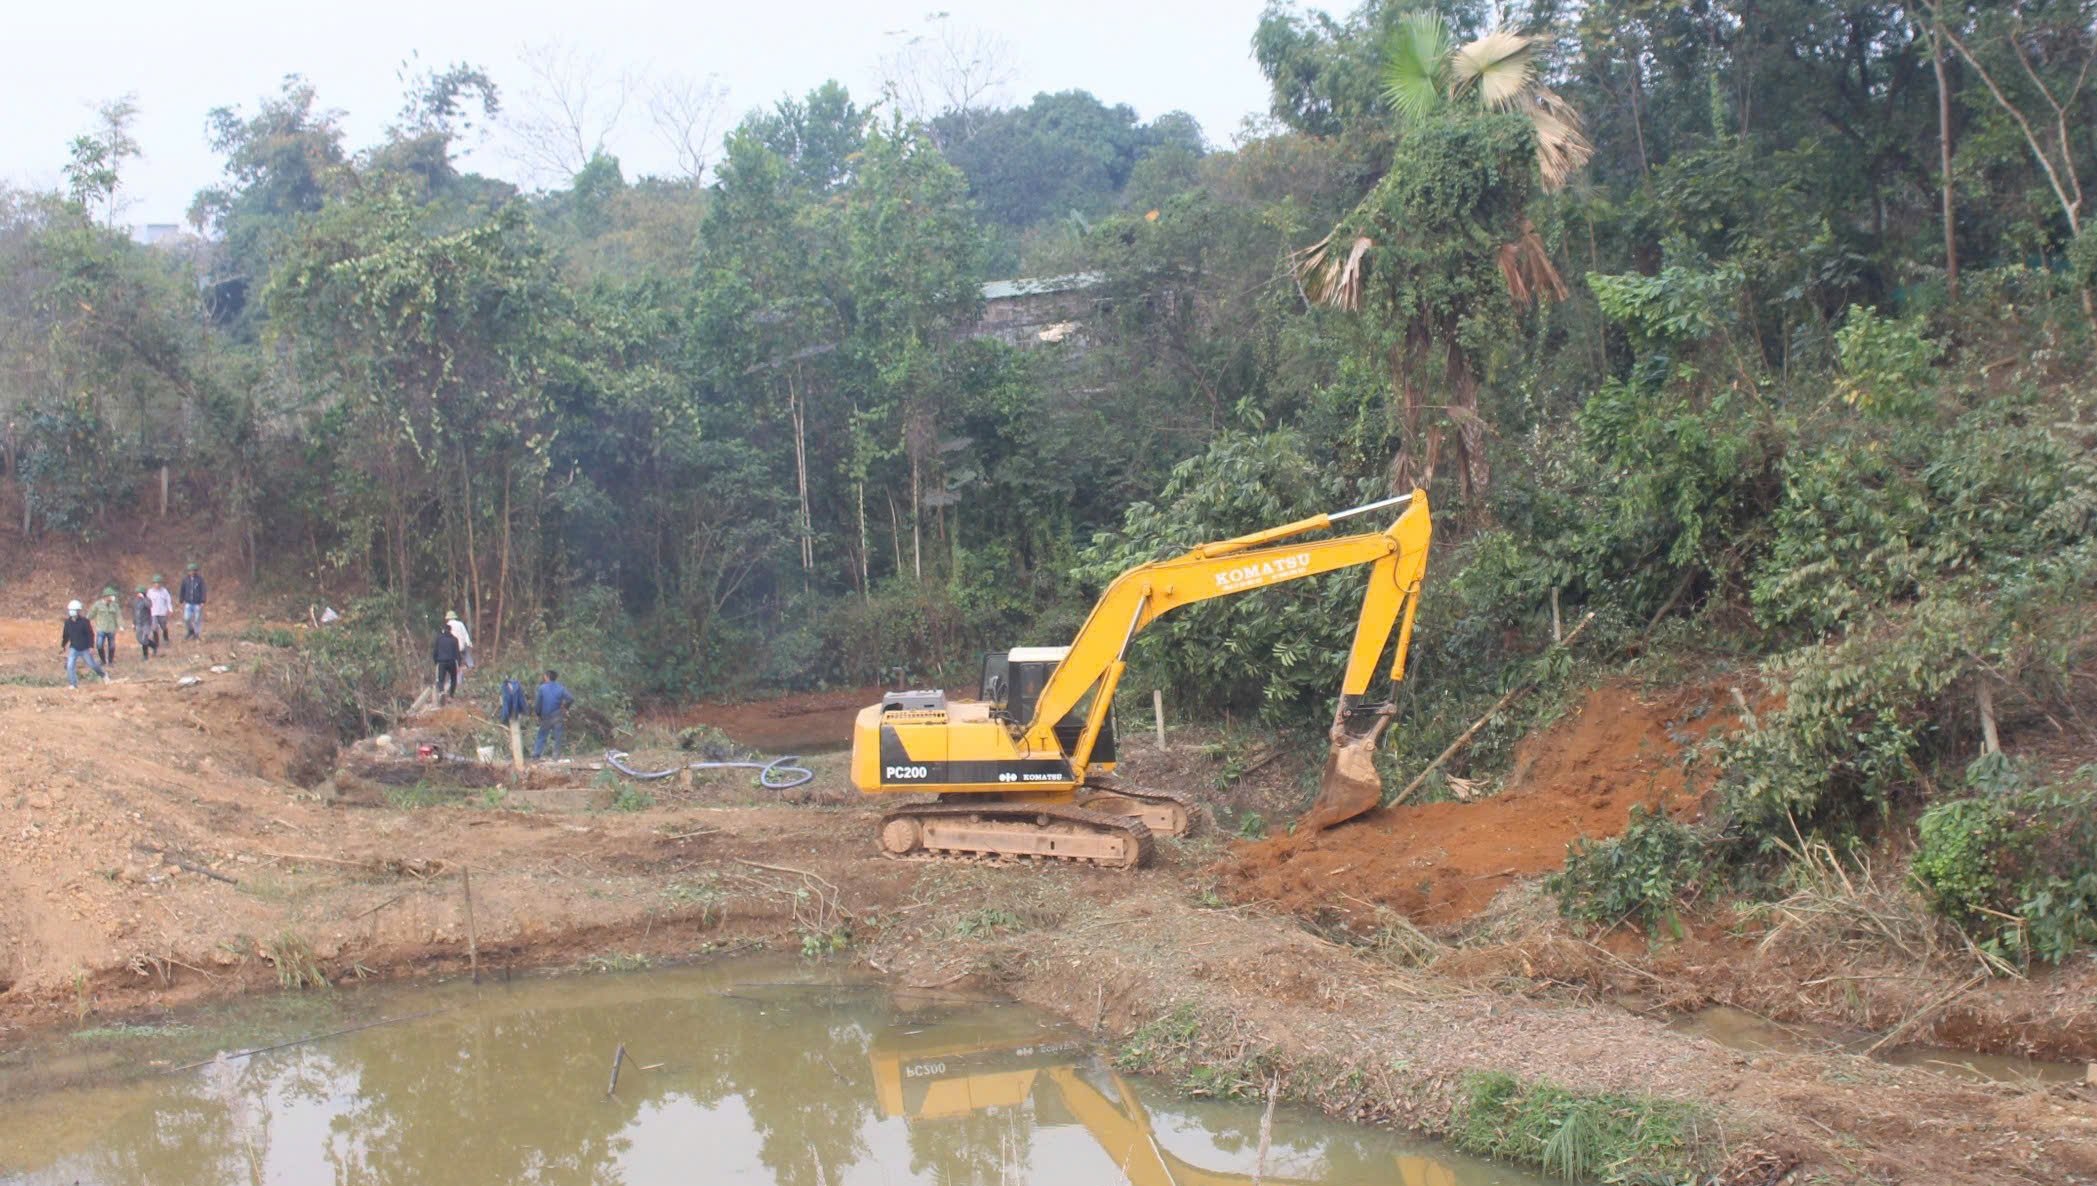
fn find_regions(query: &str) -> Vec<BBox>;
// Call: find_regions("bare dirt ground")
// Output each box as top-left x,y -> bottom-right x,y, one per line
1,545 -> 2094,1182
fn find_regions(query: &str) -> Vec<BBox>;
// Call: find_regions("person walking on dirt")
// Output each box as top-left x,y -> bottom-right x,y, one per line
532,670 -> 574,759
91,586 -> 121,666
445,611 -> 474,671
146,575 -> 173,647
432,621 -> 461,700
179,562 -> 207,641
131,586 -> 158,661
61,600 -> 110,689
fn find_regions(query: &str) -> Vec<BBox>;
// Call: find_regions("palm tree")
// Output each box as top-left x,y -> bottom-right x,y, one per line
1292,12 -> 1591,500
1382,11 -> 1593,191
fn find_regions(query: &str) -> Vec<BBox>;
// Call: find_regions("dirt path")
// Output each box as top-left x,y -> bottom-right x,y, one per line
0,586 -> 2093,1182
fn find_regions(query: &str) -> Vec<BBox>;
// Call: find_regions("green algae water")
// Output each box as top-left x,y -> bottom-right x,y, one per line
0,959 -> 1551,1185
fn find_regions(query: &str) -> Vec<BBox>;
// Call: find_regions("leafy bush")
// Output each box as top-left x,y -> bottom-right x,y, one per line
1833,303 -> 1939,416
19,397 -> 128,538
1551,807 -> 1713,933
1455,1070 -> 1705,1184
252,593 -> 414,741
1913,770 -> 2097,965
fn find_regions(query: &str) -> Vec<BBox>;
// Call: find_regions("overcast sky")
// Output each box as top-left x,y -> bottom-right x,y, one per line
5,0 -> 1281,229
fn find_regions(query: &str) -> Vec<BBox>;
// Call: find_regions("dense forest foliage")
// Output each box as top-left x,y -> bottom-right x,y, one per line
4,2 -> 2096,955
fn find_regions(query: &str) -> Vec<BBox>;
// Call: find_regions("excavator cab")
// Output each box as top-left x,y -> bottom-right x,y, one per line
980,647 -> 1116,765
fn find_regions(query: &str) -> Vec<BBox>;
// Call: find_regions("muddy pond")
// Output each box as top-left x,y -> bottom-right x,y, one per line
0,959 -> 1550,1185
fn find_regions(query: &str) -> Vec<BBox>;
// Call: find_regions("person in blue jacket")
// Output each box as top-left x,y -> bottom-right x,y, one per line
498,675 -> 527,725
532,669 -> 575,759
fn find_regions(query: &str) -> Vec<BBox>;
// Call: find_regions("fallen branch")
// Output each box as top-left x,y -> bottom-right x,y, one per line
133,844 -> 240,886
1390,612 -> 1596,808
169,1008 -> 450,1072
732,858 -> 838,892
1863,973 -> 1986,1056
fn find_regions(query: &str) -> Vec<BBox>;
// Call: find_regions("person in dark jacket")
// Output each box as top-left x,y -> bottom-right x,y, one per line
532,670 -> 574,759
131,586 -> 158,661
432,623 -> 461,699
178,562 -> 207,640
61,599 -> 109,688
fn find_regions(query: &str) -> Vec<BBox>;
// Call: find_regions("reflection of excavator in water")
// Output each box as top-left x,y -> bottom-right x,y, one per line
868,1017 -> 1462,1186
851,491 -> 1432,867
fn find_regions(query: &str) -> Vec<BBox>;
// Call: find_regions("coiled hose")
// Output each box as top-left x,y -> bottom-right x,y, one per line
604,750 -> 815,789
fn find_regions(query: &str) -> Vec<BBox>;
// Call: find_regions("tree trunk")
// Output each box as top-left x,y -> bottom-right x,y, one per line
461,447 -> 482,644
494,469 -> 512,660
856,481 -> 870,602
909,451 -> 922,583
887,490 -> 905,581
1931,24 -> 1960,301
789,375 -> 813,585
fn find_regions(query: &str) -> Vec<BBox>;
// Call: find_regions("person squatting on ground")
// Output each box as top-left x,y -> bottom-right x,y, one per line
147,575 -> 173,646
62,600 -> 109,689
432,622 -> 461,698
179,562 -> 206,640
131,586 -> 158,661
533,670 -> 574,759
91,586 -> 121,666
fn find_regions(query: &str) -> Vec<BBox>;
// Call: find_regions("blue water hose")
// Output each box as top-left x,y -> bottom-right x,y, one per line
604,750 -> 815,789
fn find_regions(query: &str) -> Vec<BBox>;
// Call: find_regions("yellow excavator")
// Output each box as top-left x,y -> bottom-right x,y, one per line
850,490 -> 1431,867
868,1014 -> 1464,1186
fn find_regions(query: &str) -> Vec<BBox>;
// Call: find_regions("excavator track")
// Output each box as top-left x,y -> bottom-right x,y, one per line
1075,778 -> 1202,838
877,801 -> 1155,869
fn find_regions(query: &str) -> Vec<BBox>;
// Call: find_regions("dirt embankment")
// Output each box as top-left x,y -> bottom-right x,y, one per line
1,553 -> 2094,1185
1216,683 -> 1739,927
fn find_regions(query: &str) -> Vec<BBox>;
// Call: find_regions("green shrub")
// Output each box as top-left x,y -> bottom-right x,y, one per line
1833,303 -> 1940,416
251,593 -> 414,741
1455,1070 -> 1705,1183
1913,771 -> 2097,965
1551,807 -> 1713,933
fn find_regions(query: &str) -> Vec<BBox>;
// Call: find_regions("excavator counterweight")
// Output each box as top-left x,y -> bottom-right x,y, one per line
850,490 -> 1432,865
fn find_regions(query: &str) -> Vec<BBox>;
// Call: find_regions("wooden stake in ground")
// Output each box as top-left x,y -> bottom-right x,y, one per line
462,866 -> 480,985
1390,611 -> 1596,808
1153,689 -> 1167,749
606,1043 -> 627,1096
509,717 -> 526,778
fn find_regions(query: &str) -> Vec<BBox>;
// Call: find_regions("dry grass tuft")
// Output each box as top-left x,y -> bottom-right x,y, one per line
1747,834 -> 2015,979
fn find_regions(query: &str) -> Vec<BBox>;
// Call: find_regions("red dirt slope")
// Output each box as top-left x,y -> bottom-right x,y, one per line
1216,682 -> 1748,928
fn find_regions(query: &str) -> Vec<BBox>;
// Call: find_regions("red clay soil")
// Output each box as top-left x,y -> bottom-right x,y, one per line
1216,682 -> 1749,928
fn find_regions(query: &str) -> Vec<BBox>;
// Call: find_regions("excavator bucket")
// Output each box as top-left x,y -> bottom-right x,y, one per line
1301,706 -> 1394,831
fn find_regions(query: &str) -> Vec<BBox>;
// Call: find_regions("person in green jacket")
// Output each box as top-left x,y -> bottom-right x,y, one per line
90,586 -> 122,666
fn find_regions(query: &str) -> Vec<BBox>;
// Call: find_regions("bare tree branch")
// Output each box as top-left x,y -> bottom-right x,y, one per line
503,42 -> 633,186
877,15 -> 1016,140
646,72 -> 729,182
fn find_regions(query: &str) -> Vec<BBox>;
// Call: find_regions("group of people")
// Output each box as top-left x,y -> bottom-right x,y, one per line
60,564 -> 207,689
428,612 -> 574,759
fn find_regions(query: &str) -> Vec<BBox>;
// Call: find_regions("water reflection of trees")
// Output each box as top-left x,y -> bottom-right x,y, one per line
60,986 -> 884,1185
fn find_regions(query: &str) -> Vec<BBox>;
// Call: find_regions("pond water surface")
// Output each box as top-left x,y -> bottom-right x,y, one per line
0,959 -> 1552,1185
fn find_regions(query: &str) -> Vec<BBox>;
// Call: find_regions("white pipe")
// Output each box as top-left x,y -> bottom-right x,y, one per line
1327,492 -> 1414,523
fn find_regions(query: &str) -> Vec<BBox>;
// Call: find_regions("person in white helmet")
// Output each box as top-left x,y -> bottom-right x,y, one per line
446,611 -> 474,671
61,599 -> 109,688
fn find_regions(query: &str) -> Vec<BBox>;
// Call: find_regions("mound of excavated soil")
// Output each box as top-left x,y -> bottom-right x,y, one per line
1215,682 -> 1748,928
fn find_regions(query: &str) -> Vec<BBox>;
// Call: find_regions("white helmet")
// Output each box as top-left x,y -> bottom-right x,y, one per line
66,599 -> 82,614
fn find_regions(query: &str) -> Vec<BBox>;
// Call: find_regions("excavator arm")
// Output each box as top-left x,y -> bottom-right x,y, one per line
1021,490 -> 1431,828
